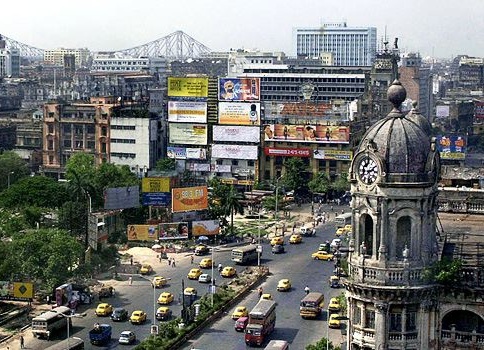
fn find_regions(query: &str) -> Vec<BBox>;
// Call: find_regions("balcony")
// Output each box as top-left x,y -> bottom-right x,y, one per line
441,329 -> 484,348
349,264 -> 426,286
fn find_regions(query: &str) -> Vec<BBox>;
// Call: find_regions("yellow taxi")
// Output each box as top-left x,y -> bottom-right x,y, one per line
289,234 -> 302,244
261,293 -> 273,300
329,313 -> 341,328
157,292 -> 174,305
199,258 -> 214,269
335,227 -> 346,236
152,276 -> 168,288
194,244 -> 209,255
156,306 -> 172,321
231,306 -> 248,320
187,268 -> 203,280
328,297 -> 341,313
130,310 -> 147,324
183,287 -> 197,296
140,263 -> 153,275
95,303 -> 113,316
270,236 -> 284,246
311,251 -> 334,261
277,278 -> 292,292
344,224 -> 352,233
221,266 -> 236,277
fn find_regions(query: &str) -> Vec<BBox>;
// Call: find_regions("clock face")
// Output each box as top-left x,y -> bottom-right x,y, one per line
358,157 -> 379,185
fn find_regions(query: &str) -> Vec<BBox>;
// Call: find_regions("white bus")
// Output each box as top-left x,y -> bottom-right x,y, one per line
32,306 -> 72,339
335,212 -> 352,228
264,340 -> 290,350
231,245 -> 258,264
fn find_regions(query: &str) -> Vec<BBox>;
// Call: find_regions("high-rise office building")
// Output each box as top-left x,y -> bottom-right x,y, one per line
294,22 -> 377,66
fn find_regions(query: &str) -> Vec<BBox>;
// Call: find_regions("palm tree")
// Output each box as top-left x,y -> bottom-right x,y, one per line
224,186 -> 244,236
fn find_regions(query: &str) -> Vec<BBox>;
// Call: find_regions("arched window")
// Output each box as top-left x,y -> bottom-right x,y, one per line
359,214 -> 373,256
396,216 -> 411,260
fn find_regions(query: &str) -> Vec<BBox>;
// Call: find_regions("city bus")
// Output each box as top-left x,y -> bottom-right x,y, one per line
32,306 -> 72,339
264,340 -> 290,350
45,337 -> 84,350
231,245 -> 258,264
299,292 -> 325,319
335,213 -> 352,228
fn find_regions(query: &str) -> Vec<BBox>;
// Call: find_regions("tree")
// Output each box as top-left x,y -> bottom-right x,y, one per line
207,178 -> 230,232
331,172 -> 350,195
306,337 -> 341,350
308,172 -> 330,197
282,157 -> 309,196
155,158 -> 176,172
0,151 -> 30,192
224,186 -> 244,236
422,258 -> 463,285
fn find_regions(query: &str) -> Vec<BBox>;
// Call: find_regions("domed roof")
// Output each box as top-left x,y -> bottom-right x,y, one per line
405,101 -> 432,136
354,80 -> 438,184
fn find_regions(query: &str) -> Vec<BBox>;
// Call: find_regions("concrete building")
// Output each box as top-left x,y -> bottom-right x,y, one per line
43,48 -> 90,68
90,53 -> 167,73
0,35 -> 20,78
293,22 -> 377,66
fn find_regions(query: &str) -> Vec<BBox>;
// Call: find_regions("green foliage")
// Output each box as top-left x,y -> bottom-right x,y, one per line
306,337 -> 340,350
0,209 -> 28,237
308,172 -> 330,194
422,258 -> 463,285
331,173 -> 350,194
155,158 -> 176,172
336,293 -> 347,314
282,157 -> 309,194
0,151 -> 30,192
224,186 -> 244,235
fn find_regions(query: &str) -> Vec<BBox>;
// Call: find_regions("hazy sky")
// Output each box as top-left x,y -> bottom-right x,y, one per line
3,0 -> 483,59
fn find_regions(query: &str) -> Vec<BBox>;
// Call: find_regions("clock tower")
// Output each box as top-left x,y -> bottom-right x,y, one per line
345,80 -> 440,349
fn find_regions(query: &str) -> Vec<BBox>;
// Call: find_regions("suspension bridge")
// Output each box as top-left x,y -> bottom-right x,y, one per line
0,31 -> 212,61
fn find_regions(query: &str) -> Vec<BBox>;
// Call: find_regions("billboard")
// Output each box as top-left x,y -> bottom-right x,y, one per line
127,224 -> 159,241
104,186 -> 140,210
172,186 -> 208,212
168,101 -> 207,123
211,164 -> 231,173
159,222 -> 189,240
213,125 -> 260,142
436,105 -> 450,118
219,78 -> 260,101
142,177 -> 171,193
211,144 -> 259,160
0,281 -> 34,301
475,101 -> 484,119
263,124 -> 350,144
167,147 -> 207,160
218,102 -> 261,125
313,149 -> 353,161
192,220 -> 220,236
168,77 -> 208,98
189,163 -> 211,172
264,147 -> 311,157
169,123 -> 208,145
436,135 -> 467,160
142,193 -> 171,206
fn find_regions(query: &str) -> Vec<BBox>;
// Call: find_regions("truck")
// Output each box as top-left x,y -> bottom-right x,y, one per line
54,283 -> 92,310
88,323 -> 112,345
245,299 -> 276,347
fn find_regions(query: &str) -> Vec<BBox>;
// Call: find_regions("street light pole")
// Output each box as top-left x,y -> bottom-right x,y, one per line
274,175 -> 283,222
257,210 -> 261,267
211,242 -> 214,307
7,171 -> 13,188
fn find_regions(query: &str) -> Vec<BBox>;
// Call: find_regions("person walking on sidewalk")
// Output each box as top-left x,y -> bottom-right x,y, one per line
258,287 -> 263,298
172,259 -> 176,268
20,335 -> 24,349
190,255 -> 194,264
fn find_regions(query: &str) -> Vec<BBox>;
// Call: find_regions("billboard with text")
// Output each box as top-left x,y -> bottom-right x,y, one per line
263,124 -> 349,144
169,124 -> 208,145
168,77 -> 208,98
475,101 -> 484,119
313,149 -> 353,161
159,222 -> 189,240
219,78 -> 260,101
172,186 -> 208,212
213,125 -> 260,142
142,177 -> 171,193
211,144 -> 258,160
218,102 -> 261,125
436,135 -> 466,160
127,224 -> 159,241
167,147 -> 207,160
192,220 -> 220,236
264,147 -> 311,157
168,101 -> 207,123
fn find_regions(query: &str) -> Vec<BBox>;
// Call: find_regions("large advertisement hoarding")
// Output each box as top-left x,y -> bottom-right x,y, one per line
188,163 -> 211,172
263,124 -> 350,144
169,124 -> 208,145
172,186 -> 208,212
167,147 -> 207,160
104,186 -> 140,210
475,101 -> 484,119
264,147 -> 311,157
159,222 -> 189,240
313,149 -> 353,161
168,101 -> 207,123
436,135 -> 466,160
219,78 -> 260,101
218,102 -> 261,125
213,125 -> 260,142
142,177 -> 171,193
436,105 -> 450,118
127,224 -> 159,241
211,164 -> 231,173
192,220 -> 220,236
168,77 -> 208,98
211,144 -> 258,160
141,193 -> 171,206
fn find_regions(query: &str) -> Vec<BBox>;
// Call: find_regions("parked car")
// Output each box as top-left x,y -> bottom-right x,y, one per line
111,308 -> 129,322
118,330 -> 136,345
272,244 -> 285,254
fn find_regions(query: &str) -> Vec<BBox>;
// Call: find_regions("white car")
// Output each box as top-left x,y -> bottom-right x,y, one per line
119,330 -> 136,345
330,238 -> 342,250
198,273 -> 212,283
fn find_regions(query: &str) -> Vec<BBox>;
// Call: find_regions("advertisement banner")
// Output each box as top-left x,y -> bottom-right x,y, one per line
192,220 -> 220,236
211,164 -> 232,173
172,186 -> 208,212
436,135 -> 467,160
218,102 -> 261,125
142,193 -> 171,206
168,77 -> 208,98
142,177 -> 171,193
313,149 -> 353,161
263,124 -> 349,144
475,101 -> 484,119
189,163 -> 211,172
168,101 -> 207,123
127,224 -> 159,241
219,78 -> 260,101
186,148 -> 207,159
169,124 -> 208,145
167,147 -> 207,160
436,105 -> 450,118
213,125 -> 260,142
159,222 -> 189,240
264,147 -> 311,157
211,144 -> 259,160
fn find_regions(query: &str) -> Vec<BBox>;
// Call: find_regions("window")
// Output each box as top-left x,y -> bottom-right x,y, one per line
48,140 -> 54,150
49,155 -> 54,164
63,140 -> 71,148
101,126 -> 107,136
365,309 -> 375,329
390,312 -> 402,332
232,160 -> 239,166
87,141 -> 95,149
353,306 -> 361,325
396,216 -> 411,260
406,311 -> 417,331
48,124 -> 54,134
359,214 -> 374,256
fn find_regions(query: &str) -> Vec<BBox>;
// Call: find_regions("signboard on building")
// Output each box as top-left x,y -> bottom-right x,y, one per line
436,105 -> 450,118
172,186 -> 208,212
127,224 -> 159,241
264,147 -> 311,157
142,177 -> 171,193
211,144 -> 258,160
169,124 -> 208,145
211,164 -> 232,173
313,149 -> 353,161
436,135 -> 467,160
263,124 -> 350,144
218,102 -> 261,125
142,193 -> 171,206
104,186 -> 140,210
475,101 -> 484,119
168,77 -> 208,98
167,147 -> 207,160
218,78 -> 260,101
0,281 -> 34,301
188,163 -> 211,172
213,125 -> 260,142
168,101 -> 207,123
192,220 -> 220,236
159,222 -> 189,240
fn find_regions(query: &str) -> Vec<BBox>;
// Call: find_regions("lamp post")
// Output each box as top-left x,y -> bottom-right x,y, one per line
7,171 -> 14,188
210,242 -> 214,307
55,311 -> 83,349
139,275 -> 157,330
257,209 -> 261,267
274,175 -> 283,222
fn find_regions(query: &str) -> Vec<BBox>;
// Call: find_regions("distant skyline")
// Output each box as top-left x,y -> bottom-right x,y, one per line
3,0 -> 483,59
